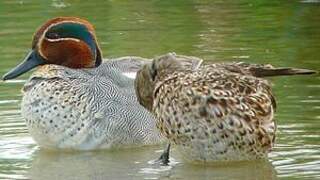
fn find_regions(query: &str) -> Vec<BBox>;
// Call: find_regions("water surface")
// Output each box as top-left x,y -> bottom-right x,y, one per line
0,0 -> 319,179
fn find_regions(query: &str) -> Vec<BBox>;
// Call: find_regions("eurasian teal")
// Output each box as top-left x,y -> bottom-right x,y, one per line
2,17 -> 163,150
135,53 -> 316,163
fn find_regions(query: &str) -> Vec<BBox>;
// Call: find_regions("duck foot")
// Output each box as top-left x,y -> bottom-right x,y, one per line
157,143 -> 171,165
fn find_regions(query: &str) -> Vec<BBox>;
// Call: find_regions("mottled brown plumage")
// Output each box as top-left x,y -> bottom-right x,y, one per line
135,53 -> 316,162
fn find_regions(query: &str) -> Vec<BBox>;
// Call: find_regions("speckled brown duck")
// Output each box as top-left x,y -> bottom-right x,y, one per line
134,53 -> 316,163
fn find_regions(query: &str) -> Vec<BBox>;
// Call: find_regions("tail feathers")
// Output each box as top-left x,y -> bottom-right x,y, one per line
224,62 -> 317,77
252,67 -> 317,77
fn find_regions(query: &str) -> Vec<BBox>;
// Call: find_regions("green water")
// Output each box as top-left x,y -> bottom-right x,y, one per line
0,0 -> 319,179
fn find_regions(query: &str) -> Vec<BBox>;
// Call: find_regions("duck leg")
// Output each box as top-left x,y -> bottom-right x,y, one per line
157,143 -> 171,165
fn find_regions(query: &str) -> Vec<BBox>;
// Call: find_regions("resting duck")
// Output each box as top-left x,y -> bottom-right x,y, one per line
134,53 -> 316,163
2,17 -> 163,150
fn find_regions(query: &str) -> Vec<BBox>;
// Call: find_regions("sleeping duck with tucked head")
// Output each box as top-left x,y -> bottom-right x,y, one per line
2,17 -> 164,150
134,53 -> 316,163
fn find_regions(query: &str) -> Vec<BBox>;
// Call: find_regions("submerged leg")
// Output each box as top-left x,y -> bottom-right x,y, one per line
157,143 -> 171,165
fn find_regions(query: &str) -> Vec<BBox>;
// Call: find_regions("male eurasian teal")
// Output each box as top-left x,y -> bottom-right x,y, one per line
135,53 -> 316,163
2,17 -> 163,150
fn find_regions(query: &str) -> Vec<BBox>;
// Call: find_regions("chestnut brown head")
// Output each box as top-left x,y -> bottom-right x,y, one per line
3,17 -> 102,80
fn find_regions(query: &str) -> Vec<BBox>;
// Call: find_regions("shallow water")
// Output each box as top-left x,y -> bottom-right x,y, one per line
0,0 -> 319,179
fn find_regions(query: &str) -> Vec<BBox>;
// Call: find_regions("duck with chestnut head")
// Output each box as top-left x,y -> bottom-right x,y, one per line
2,17 -> 163,150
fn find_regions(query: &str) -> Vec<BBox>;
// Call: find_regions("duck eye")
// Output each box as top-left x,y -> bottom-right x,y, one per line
46,32 -> 60,39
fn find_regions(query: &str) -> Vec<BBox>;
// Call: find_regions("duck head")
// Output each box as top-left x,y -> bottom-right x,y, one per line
134,53 -> 203,111
2,17 -> 102,80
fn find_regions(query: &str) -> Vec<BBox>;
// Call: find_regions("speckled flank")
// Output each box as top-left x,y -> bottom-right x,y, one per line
134,53 -> 315,162
154,68 -> 275,161
22,58 -> 163,150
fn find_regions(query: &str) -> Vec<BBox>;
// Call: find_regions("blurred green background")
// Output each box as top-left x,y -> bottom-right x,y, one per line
0,0 -> 319,179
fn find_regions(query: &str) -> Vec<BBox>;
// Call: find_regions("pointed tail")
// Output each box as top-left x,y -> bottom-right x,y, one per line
224,62 -> 317,77
252,67 -> 317,77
